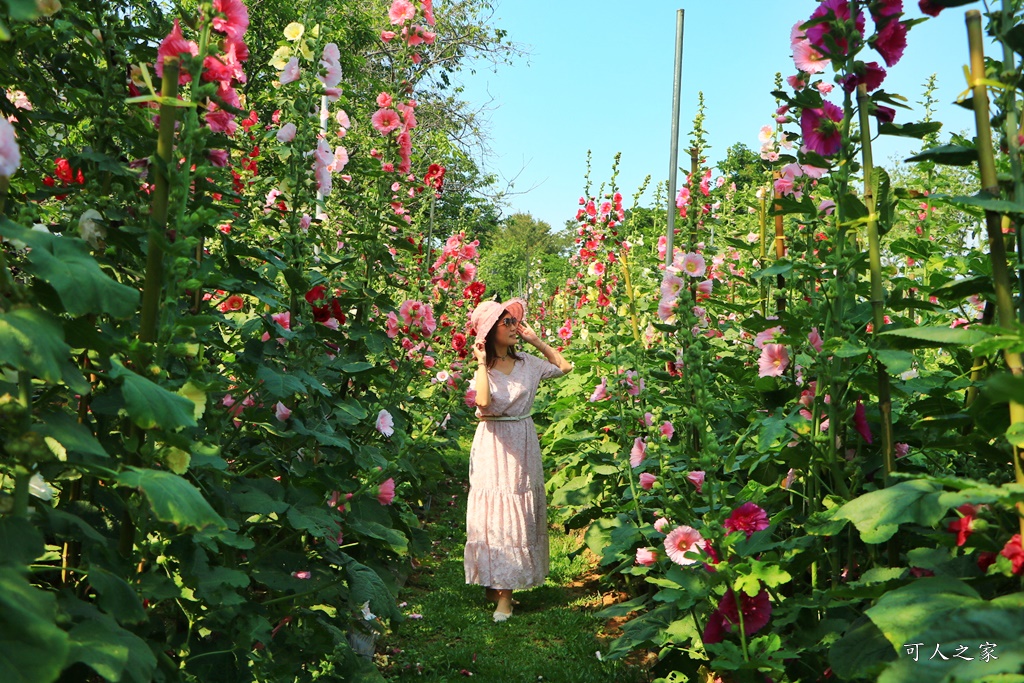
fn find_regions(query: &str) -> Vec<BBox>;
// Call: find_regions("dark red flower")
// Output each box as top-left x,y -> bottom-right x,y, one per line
305,284 -> 328,304
1000,534 -> 1024,574
977,551 -> 998,573
947,504 -> 978,547
805,0 -> 866,58
853,400 -> 873,443
918,0 -> 943,17
424,163 -> 446,191
701,588 -> 772,644
873,104 -> 896,124
724,502 -> 770,538
452,332 -> 467,351
55,158 -> 74,183
840,61 -> 887,92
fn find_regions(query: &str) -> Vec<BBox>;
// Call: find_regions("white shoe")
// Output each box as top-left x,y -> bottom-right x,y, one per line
492,609 -> 512,623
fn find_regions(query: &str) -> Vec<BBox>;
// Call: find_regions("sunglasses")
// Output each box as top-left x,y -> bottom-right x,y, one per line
499,316 -> 519,328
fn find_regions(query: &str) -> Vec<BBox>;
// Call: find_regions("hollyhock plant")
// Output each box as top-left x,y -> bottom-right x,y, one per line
758,344 -> 790,378
376,409 -> 395,437
276,122 -> 296,143
1000,534 -> 1024,574
660,421 -> 675,440
388,0 -> 416,24
664,525 -> 706,566
800,101 -> 844,156
211,0 -> 249,40
678,252 -> 707,278
589,377 -> 609,402
804,0 -> 865,58
686,471 -> 705,494
274,402 -> 291,421
636,548 -> 657,566
872,16 -> 907,67
639,473 -> 657,491
791,21 -> 829,74
724,502 -> 770,538
630,437 -> 646,468
378,478 -> 396,505
156,19 -> 199,84
279,57 -> 300,84
947,504 -> 979,547
702,589 -> 773,644
853,400 -> 873,443
372,108 -> 401,135
654,517 -> 671,533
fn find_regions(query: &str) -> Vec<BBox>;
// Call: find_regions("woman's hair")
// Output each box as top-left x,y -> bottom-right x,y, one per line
484,313 -> 522,368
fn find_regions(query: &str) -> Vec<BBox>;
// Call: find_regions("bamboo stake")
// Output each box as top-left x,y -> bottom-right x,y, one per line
967,10 -> 1024,538
664,9 -> 684,267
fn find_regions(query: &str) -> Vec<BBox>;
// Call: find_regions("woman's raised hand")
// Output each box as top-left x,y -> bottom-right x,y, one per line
473,341 -> 487,364
517,321 -> 540,345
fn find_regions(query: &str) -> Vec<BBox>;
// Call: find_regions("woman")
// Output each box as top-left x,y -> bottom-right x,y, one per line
465,297 -> 572,622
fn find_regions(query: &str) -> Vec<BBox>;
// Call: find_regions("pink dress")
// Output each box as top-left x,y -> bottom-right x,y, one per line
464,352 -> 565,590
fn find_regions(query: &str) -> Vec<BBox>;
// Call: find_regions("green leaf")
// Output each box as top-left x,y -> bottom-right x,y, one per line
878,120 -> 943,139
928,275 -> 992,300
35,411 -> 108,458
933,192 -> 1024,215
334,398 -> 369,426
340,361 -> 375,373
905,144 -> 979,166
0,308 -> 87,391
66,615 -> 156,683
551,474 -> 601,506
256,365 -> 306,398
4,0 -> 40,21
983,373 -> 1024,405
749,261 -> 794,279
865,577 -> 979,648
116,467 -> 227,532
879,326 -> 988,346
0,516 -> 44,567
829,616 -> 896,680
875,350 -> 915,374
0,218 -> 139,317
0,567 -> 70,683
835,480 -> 946,543
345,516 -> 408,555
338,552 -> 401,622
87,567 -> 147,625
109,358 -> 197,430
1007,421 -> 1024,448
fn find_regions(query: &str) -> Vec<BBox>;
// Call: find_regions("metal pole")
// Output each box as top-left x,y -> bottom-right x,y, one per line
316,94 -> 329,221
665,9 -> 684,267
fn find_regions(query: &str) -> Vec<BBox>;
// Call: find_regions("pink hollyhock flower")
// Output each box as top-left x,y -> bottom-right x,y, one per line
464,388 -> 477,407
558,325 -> 572,341
758,344 -> 790,378
376,409 -> 395,437
894,442 -> 910,458
272,311 -> 291,330
276,122 -> 296,143
336,109 -> 351,129
589,377 -> 608,402
313,138 -> 333,195
801,101 -> 844,157
792,26 -> 829,74
840,61 -> 887,92
636,548 -> 657,566
664,525 -> 705,566
388,0 -> 415,24
0,118 -> 20,177
853,400 -> 873,443
156,20 -> 199,84
371,108 -> 401,135
642,412 -> 654,427
695,279 -> 713,302
816,82 -> 834,95
207,149 -> 229,167
657,297 -> 676,322
385,310 -> 399,340
808,327 -> 824,353
381,29 -> 397,42
279,57 -> 300,84
686,471 -> 705,494
378,478 -> 396,505
660,421 -> 674,440
274,401 -> 291,421
724,502 -> 770,538
702,589 -> 772,644
805,0 -> 865,58
329,146 -> 349,173
377,92 -> 393,108
872,18 -> 907,67
818,198 -> 837,215
212,0 -> 249,41
947,504 -> 979,547
291,570 -> 312,579
1000,534 -> 1024,574
319,43 -> 342,88
660,272 -> 684,300
654,517 -> 671,533
639,473 -> 656,490
679,252 -> 707,278
630,438 -> 646,468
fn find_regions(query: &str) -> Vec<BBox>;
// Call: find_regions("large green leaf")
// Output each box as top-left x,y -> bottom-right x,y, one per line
87,567 -> 147,625
865,577 -> 980,647
905,144 -> 979,166
66,616 -> 156,683
0,308 -> 87,391
116,467 -> 226,532
35,411 -> 108,459
0,218 -> 139,318
829,616 -> 897,680
878,120 -> 942,139
256,365 -> 306,398
834,480 -> 946,543
0,516 -> 44,567
0,567 -> 70,683
109,358 -> 197,430
338,552 -> 401,622
879,326 -> 987,346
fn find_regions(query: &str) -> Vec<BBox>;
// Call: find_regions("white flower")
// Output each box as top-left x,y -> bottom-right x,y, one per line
29,473 -> 56,501
595,651 -> 603,661
78,209 -> 105,248
360,601 -> 377,621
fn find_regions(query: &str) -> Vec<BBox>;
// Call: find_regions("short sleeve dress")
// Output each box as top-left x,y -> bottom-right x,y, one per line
464,352 -> 565,590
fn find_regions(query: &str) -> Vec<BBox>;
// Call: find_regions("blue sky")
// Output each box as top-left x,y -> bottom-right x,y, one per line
456,1 -> 980,230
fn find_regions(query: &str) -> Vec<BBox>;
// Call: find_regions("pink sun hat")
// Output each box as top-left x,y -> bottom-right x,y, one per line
469,297 -> 527,346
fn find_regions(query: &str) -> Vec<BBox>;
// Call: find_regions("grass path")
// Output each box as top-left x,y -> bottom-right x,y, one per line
376,451 -> 648,683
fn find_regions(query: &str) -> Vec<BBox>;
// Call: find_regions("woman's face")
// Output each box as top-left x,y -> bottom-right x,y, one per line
494,310 -> 520,347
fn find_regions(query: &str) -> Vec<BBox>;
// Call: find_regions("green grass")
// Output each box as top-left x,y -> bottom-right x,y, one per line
375,452 -> 648,683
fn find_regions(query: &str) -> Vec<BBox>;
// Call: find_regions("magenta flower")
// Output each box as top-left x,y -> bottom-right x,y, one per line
895,442 -> 910,458
589,377 -> 609,402
839,61 -> 887,92
805,0 -> 865,58
660,421 -> 675,440
919,0 -> 943,16
156,19 -> 199,85
639,473 -> 656,491
274,401 -> 292,422
800,101 -> 844,157
630,438 -> 646,468
212,0 -> 249,41
872,18 -> 907,67
279,57 -> 300,85
664,525 -> 705,566
376,409 -> 395,437
724,502 -> 770,538
758,344 -> 790,378
378,478 -> 395,505
635,548 -> 657,566
0,118 -> 20,177
702,588 -> 772,644
853,400 -> 873,443
686,471 -> 705,494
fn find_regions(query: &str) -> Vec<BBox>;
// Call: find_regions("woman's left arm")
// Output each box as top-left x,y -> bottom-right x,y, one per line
520,322 -> 572,373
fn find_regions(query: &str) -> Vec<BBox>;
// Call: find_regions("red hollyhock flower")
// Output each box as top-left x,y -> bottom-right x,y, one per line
452,332 -> 467,352
919,0 -> 943,17
724,502 -> 770,538
701,588 -> 772,644
872,19 -> 907,68
977,551 -> 998,573
305,284 -> 328,304
55,157 -> 74,183
840,61 -> 887,93
853,400 -> 873,443
805,0 -> 866,58
219,294 -> 245,312
947,504 -> 978,547
1000,534 -> 1024,574
424,163 -> 445,191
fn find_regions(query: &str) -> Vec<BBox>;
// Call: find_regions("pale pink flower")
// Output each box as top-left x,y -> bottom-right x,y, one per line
696,279 -> 713,299
589,377 -> 608,402
371,108 -> 401,135
654,517 -> 671,533
816,82 -> 834,95
388,0 -> 416,24
275,402 -> 292,421
793,34 -> 830,74
758,344 -> 790,377
276,122 -> 296,143
660,273 -> 685,300
381,30 -> 397,42
313,138 -> 333,195
291,570 -> 312,579
635,548 -> 657,566
686,471 -> 705,493
754,326 -> 785,349
660,421 -> 674,440
299,214 -> 312,231
336,109 -> 351,129
679,252 -> 706,278
639,473 -> 657,490
279,57 -> 300,85
378,477 -> 395,505
319,43 -> 342,88
0,118 -> 20,177
272,311 -> 291,330
664,525 -> 705,566
808,328 -> 824,353
630,438 -> 646,468
642,412 -> 654,427
657,297 -> 676,322
376,409 -> 395,437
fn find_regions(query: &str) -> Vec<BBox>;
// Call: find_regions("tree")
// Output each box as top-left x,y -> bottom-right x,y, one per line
477,212 -> 571,301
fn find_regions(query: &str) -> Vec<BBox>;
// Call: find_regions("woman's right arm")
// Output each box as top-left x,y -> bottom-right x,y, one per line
473,342 -> 490,407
